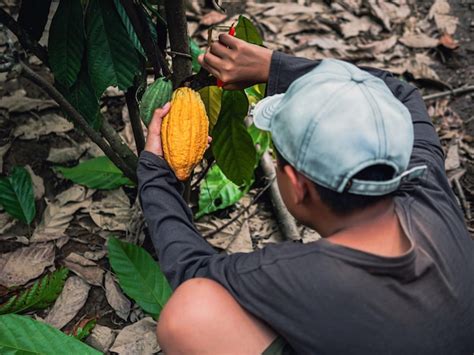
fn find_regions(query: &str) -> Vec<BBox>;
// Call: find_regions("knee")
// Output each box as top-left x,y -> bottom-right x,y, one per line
156,278 -> 231,343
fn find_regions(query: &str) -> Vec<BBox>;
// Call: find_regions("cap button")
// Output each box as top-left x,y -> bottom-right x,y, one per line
351,73 -> 366,83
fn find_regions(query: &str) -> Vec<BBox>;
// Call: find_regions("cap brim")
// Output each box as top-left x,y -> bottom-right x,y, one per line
252,94 -> 285,131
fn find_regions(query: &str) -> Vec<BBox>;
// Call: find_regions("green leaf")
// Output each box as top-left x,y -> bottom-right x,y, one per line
0,167 -> 36,224
73,319 -> 96,341
245,83 -> 266,106
107,237 -> 172,318
197,165 -> 249,219
113,0 -> 146,57
48,0 -> 85,88
0,268 -> 68,315
64,62 -> 102,130
198,85 -> 222,131
85,0 -> 142,96
189,37 -> 204,73
212,90 -> 256,185
56,156 -> 133,190
0,314 -> 101,354
234,15 -> 263,46
248,123 -> 271,161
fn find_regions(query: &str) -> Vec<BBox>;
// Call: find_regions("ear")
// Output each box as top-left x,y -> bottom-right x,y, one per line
283,165 -> 308,204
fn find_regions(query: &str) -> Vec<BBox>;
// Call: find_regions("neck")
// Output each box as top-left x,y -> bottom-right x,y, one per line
313,198 -> 394,238
311,198 -> 411,257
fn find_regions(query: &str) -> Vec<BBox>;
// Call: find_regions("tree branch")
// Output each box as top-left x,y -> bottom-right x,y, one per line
0,7 -> 48,65
16,61 -> 137,183
99,120 -> 138,172
164,0 -> 192,87
125,85 -> 145,154
260,151 -> 301,241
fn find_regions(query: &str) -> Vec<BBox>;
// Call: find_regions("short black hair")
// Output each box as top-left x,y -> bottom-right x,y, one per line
275,149 -> 394,215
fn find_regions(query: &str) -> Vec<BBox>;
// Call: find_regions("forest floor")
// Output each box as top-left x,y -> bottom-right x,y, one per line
0,0 -> 472,354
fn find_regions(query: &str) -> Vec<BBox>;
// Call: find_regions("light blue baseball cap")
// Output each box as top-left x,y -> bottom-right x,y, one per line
253,59 -> 426,196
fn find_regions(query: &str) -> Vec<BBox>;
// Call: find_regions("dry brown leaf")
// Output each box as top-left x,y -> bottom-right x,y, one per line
47,144 -> 89,164
104,272 -> 131,321
63,252 -> 104,286
301,227 -> 321,244
264,2 -> 327,17
0,243 -> 55,287
0,93 -> 57,113
0,143 -> 11,174
13,113 -> 74,140
367,0 -> 410,30
226,220 -> 253,254
357,35 -> 398,54
405,53 -> 439,80
336,0 -> 363,13
89,189 -> 131,231
428,0 -> 458,35
258,18 -> 280,34
367,0 -> 391,30
197,211 -> 253,253
45,276 -> 91,330
84,250 -> 107,261
0,211 -> 16,235
86,325 -> 117,353
110,317 -> 160,355
445,144 -> 461,171
200,10 -> 227,26
25,165 -> 45,200
399,33 -> 439,48
31,186 -> 93,242
340,15 -> 374,38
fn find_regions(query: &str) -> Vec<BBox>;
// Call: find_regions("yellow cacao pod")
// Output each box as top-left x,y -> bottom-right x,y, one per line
161,87 -> 209,181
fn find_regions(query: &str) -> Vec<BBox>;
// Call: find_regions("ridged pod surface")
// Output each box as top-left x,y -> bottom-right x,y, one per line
162,87 -> 209,181
139,77 -> 173,126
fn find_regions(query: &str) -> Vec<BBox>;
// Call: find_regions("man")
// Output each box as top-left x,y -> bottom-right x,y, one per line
138,34 -> 474,354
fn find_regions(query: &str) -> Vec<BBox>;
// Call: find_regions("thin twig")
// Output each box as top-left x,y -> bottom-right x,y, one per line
422,85 -> 474,101
0,8 -> 48,65
191,158 -> 215,190
125,85 -> 146,154
203,177 -> 275,238
16,61 -> 137,183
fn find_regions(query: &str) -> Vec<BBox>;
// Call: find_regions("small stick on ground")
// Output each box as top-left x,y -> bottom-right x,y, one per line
453,176 -> 471,221
422,85 -> 474,101
260,151 -> 301,241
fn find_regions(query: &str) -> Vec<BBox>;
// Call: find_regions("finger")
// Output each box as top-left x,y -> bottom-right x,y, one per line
148,102 -> 171,133
200,52 -> 224,79
210,42 -> 231,59
198,53 -> 205,65
219,33 -> 239,49
208,136 -> 212,143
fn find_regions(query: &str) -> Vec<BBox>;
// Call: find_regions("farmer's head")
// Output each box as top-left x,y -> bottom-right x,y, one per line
253,59 -> 425,232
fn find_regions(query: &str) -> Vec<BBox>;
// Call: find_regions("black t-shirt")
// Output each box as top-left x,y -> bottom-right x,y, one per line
138,52 -> 474,354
